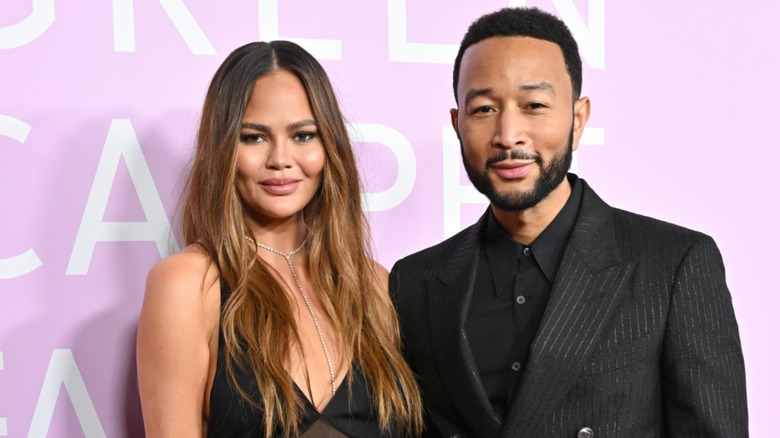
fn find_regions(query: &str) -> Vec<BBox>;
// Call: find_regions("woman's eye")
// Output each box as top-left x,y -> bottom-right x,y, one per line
239,133 -> 264,144
293,132 -> 317,143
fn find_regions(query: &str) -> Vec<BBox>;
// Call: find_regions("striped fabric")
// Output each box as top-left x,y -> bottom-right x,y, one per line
390,179 -> 747,438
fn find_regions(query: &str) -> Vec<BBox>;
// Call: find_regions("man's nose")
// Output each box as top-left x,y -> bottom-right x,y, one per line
493,108 -> 528,149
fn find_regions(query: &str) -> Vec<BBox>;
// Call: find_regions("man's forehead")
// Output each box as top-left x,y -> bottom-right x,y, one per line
457,36 -> 569,94
461,36 -> 564,65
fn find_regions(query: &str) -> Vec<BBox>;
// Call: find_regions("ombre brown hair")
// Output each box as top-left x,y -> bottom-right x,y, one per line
181,41 -> 422,436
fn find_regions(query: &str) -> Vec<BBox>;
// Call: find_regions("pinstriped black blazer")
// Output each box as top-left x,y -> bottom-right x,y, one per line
390,178 -> 748,438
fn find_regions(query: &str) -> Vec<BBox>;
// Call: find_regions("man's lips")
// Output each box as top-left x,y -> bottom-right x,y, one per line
490,161 -> 534,179
260,178 -> 300,195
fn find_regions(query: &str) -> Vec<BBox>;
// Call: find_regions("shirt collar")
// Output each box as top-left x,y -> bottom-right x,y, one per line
483,174 -> 583,294
531,174 -> 582,281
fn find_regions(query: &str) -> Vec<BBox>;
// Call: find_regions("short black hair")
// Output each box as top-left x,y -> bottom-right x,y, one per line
453,7 -> 582,103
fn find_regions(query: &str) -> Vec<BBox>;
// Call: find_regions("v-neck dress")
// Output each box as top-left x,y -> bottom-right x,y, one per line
206,281 -> 391,438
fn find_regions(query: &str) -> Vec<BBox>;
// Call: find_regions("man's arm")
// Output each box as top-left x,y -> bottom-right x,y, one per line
662,235 -> 748,436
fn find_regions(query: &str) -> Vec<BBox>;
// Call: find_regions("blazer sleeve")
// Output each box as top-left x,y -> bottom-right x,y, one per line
661,235 -> 748,436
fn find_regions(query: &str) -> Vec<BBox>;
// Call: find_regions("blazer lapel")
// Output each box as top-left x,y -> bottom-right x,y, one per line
427,213 -> 503,436
502,183 -> 637,437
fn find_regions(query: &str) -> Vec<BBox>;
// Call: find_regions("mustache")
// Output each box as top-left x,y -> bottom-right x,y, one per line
485,149 -> 541,167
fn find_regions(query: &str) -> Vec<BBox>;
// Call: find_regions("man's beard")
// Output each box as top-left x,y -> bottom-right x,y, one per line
462,129 -> 573,212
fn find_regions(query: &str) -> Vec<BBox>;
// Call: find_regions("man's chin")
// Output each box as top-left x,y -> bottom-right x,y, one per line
488,176 -> 536,194
486,188 -> 536,207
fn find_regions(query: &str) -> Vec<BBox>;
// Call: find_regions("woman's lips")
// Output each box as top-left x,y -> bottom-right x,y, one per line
260,178 -> 300,195
491,162 -> 534,179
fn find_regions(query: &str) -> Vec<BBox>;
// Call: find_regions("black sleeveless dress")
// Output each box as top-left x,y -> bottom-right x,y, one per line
207,281 -> 392,438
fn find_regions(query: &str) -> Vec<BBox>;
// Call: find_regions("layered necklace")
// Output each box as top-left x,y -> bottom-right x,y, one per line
245,235 -> 337,397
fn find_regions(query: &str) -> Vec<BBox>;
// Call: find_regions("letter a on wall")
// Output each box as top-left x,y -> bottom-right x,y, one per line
66,119 -> 178,275
27,350 -> 106,437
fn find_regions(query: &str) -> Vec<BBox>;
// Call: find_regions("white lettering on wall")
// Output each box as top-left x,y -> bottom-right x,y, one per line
28,350 -> 105,438
553,0 -> 605,68
0,115 -> 43,279
388,0 -> 525,63
349,123 -> 416,212
387,0 -> 455,63
66,119 -> 178,275
112,0 -> 216,54
441,126 -> 487,238
441,126 -> 605,237
257,0 -> 342,59
572,126 -> 605,170
0,0 -> 55,50
388,0 -> 603,68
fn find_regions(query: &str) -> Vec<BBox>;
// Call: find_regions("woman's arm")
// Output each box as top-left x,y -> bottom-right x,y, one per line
136,246 -> 220,437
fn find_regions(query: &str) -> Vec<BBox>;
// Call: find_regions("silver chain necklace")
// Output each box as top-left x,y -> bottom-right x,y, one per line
245,235 -> 337,396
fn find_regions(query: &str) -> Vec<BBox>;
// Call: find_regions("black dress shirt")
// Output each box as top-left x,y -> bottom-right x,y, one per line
465,175 -> 583,419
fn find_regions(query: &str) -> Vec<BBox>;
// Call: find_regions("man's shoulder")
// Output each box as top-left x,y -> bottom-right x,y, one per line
611,206 -> 708,244
600,205 -> 723,267
394,220 -> 481,271
581,180 -> 709,247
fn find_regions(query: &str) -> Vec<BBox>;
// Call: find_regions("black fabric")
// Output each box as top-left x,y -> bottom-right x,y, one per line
465,175 -> 582,418
207,282 -> 388,438
390,175 -> 748,438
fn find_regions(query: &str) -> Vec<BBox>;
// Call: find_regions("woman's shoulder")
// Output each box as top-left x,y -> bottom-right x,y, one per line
145,243 -> 220,303
137,247 -> 220,436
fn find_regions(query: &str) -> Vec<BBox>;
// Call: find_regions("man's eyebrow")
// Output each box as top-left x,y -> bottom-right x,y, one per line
463,82 -> 556,104
464,88 -> 493,105
520,81 -> 556,95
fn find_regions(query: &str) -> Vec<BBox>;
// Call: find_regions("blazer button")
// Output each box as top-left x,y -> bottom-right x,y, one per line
577,427 -> 593,438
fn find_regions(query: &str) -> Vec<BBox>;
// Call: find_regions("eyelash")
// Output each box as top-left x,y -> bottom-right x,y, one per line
240,133 -> 264,144
471,106 -> 494,115
239,131 -> 318,144
293,131 -> 317,143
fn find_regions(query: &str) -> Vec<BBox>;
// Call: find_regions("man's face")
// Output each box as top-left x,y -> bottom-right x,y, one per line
452,36 -> 589,212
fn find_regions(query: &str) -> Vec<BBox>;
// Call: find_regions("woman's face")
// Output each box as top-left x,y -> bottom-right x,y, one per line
235,70 -> 326,226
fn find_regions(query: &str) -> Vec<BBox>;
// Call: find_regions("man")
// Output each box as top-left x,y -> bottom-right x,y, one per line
390,7 -> 748,438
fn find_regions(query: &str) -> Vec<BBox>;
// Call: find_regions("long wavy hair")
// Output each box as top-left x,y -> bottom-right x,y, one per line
181,41 -> 422,437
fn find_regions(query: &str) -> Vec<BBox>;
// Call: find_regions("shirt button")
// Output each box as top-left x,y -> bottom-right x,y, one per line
577,427 -> 594,438
516,295 -> 526,305
511,362 -> 522,371
523,247 -> 531,256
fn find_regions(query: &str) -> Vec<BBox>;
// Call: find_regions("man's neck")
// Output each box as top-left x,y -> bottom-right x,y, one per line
491,179 -> 573,245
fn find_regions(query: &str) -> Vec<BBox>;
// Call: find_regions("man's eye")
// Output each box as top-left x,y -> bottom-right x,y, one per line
527,102 -> 547,110
473,106 -> 493,114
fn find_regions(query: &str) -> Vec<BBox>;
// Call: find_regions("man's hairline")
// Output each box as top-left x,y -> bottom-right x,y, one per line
454,35 -> 576,106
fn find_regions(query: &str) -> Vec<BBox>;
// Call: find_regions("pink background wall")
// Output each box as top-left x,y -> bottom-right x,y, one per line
1,1 -> 777,436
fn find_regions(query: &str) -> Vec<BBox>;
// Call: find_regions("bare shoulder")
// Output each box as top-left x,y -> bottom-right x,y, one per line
140,242 -> 221,348
137,244 -> 220,435
146,244 -> 218,296
141,243 -> 222,343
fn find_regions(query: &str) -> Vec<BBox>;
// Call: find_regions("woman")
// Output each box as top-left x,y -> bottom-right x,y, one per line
136,41 -> 422,437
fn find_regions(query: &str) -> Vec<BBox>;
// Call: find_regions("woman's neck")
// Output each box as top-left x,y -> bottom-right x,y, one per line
245,214 -> 307,253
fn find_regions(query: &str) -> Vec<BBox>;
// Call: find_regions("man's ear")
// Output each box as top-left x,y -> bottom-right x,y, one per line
450,108 -> 459,137
571,96 -> 591,152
